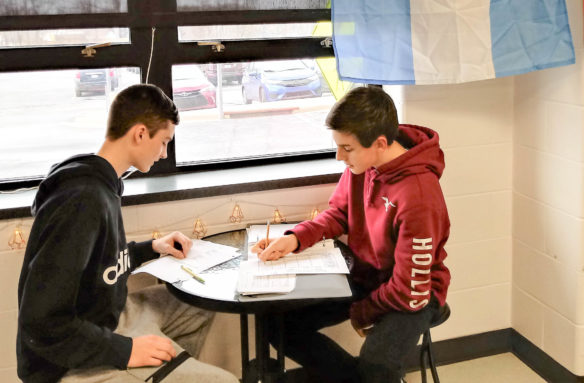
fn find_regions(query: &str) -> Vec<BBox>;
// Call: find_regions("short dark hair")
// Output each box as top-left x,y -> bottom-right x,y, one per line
325,86 -> 398,148
106,84 -> 179,140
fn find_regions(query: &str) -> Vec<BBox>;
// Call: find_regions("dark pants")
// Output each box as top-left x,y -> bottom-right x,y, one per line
267,294 -> 439,383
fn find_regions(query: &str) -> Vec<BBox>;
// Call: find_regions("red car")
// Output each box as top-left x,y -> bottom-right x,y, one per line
172,65 -> 217,111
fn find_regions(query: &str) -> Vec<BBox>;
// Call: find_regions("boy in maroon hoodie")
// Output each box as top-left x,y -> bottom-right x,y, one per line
252,86 -> 451,383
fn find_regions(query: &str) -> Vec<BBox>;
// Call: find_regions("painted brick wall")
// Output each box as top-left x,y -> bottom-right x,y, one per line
400,77 -> 514,342
512,0 -> 584,375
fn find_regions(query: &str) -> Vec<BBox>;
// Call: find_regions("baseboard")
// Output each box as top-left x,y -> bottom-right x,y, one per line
284,328 -> 584,383
510,329 -> 584,383
403,328 -> 513,370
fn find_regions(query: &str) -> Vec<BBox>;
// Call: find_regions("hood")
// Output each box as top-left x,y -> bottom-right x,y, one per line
32,154 -> 121,216
365,124 -> 445,205
263,68 -> 315,81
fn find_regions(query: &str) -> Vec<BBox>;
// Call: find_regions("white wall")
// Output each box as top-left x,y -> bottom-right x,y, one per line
399,77 -> 514,342
512,0 -> 584,375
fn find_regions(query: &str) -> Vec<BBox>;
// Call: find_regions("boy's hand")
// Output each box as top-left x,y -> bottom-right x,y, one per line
152,231 -> 192,259
350,318 -> 373,338
252,234 -> 298,261
128,335 -> 177,367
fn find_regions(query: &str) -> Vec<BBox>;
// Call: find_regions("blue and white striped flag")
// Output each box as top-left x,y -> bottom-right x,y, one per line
332,0 -> 575,85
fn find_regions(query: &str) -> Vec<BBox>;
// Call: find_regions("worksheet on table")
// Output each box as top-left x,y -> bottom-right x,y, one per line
132,239 -> 240,283
236,261 -> 296,296
249,245 -> 349,276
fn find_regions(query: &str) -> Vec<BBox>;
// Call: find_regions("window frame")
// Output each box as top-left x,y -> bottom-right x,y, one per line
0,0 -> 335,191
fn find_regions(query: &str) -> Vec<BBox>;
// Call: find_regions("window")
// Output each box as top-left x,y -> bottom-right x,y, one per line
0,67 -> 140,181
0,28 -> 130,48
0,1 -> 350,189
0,1 -> 127,15
173,59 -> 338,165
178,23 -> 331,41
176,0 -> 327,12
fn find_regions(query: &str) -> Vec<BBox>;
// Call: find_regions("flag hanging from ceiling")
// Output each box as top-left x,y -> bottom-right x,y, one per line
332,0 -> 575,85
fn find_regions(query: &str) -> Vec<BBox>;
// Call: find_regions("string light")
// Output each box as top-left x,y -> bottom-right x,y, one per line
5,200 -> 328,250
229,203 -> 244,223
310,208 -> 320,220
272,208 -> 286,224
8,226 -> 26,250
192,218 -> 207,239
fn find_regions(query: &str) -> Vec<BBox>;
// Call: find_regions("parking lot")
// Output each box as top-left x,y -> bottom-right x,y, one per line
0,68 -> 336,180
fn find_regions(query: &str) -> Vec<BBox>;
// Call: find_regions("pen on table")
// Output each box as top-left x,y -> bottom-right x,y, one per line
181,265 -> 205,284
266,219 -> 270,245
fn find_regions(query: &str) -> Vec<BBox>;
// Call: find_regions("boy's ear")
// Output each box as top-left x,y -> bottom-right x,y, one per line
131,123 -> 148,143
374,135 -> 389,149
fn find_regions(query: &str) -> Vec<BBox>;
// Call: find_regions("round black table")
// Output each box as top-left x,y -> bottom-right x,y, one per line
166,229 -> 354,383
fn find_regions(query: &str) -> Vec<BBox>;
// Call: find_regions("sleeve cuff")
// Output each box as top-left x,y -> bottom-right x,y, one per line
286,226 -> 317,253
108,333 -> 133,370
349,300 -> 372,329
130,240 -> 158,267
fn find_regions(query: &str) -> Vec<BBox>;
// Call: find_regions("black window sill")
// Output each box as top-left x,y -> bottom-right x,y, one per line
0,159 -> 344,220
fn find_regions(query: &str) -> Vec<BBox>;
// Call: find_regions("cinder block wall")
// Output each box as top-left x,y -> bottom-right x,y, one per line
511,0 -> 584,375
400,77 -> 514,342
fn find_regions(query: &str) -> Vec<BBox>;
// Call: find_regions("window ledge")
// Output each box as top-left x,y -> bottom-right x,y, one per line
0,159 -> 344,220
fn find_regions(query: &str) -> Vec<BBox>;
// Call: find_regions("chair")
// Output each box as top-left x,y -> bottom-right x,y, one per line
419,303 -> 451,383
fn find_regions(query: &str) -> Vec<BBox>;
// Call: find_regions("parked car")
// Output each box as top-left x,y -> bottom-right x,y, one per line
301,59 -> 331,94
241,60 -> 322,104
74,68 -> 119,97
172,65 -> 216,111
201,63 -> 245,85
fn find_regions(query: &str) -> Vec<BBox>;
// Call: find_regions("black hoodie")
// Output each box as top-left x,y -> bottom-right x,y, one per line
17,154 -> 159,383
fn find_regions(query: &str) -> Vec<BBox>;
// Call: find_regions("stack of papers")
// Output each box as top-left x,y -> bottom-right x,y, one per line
237,225 -> 350,296
132,239 -> 240,284
237,262 -> 296,295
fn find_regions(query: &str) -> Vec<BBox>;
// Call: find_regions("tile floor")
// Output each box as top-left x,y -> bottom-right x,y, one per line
404,353 -> 546,383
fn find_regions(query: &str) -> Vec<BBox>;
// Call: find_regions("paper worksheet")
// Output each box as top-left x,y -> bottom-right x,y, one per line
174,269 -> 239,301
250,245 -> 350,276
236,260 -> 296,295
245,225 -> 349,275
132,239 -> 240,283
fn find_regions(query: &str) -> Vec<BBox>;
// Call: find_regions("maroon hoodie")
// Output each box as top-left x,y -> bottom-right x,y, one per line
290,124 -> 451,328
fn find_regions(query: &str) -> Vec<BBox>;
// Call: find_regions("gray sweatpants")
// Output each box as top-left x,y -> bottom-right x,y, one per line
60,284 -> 239,383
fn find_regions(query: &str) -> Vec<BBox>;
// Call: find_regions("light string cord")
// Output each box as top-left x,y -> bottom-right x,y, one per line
145,27 -> 156,84
130,199 -> 327,237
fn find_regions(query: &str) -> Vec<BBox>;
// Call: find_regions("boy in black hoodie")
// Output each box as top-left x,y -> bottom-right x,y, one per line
17,84 -> 239,383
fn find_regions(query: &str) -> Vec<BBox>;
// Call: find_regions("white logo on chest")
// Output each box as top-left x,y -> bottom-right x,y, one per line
381,197 -> 396,212
103,249 -> 130,285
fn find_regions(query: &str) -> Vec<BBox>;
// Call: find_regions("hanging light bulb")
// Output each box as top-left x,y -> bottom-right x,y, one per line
272,208 -> 285,224
229,203 -> 244,223
310,208 -> 320,220
151,230 -> 162,239
192,218 -> 207,239
8,226 -> 26,250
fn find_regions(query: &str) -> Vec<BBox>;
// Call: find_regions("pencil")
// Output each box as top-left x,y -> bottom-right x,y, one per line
266,219 -> 270,245
181,265 -> 205,284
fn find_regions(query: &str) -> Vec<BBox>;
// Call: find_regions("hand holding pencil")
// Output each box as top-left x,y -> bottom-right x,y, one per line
251,221 -> 299,261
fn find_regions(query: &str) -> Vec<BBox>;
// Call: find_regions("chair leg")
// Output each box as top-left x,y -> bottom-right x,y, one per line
420,331 -> 429,383
426,331 -> 440,383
